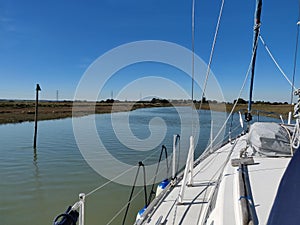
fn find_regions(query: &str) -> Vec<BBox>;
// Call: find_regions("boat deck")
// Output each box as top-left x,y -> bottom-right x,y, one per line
141,135 -> 291,225
142,137 -> 246,225
247,156 -> 290,224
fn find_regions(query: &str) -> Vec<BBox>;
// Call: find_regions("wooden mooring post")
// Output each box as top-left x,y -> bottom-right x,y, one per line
33,84 -> 41,149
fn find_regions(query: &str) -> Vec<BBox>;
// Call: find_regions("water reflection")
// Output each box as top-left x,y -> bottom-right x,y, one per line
33,147 -> 39,177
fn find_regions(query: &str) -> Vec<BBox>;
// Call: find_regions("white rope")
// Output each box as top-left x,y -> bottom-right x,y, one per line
291,119 -> 300,149
192,0 -> 224,139
259,35 -> 297,91
200,0 -> 225,104
193,0 -> 225,159
280,124 -> 294,156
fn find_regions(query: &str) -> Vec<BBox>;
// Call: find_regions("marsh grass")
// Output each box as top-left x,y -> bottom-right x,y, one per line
0,100 -> 293,124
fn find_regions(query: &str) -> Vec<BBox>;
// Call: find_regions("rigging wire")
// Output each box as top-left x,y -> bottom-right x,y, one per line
291,1 -> 300,104
62,139 -> 171,224
203,35 -> 260,154
190,0 -> 224,149
106,160 -> 171,225
259,35 -> 297,91
191,0 -> 196,137
199,0 -> 225,110
191,0 -> 195,103
85,144 -> 164,198
194,0 -> 224,152
106,184 -> 146,225
85,166 -> 135,198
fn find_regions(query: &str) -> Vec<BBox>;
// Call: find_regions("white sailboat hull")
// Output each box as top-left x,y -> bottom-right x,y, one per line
138,132 -> 291,225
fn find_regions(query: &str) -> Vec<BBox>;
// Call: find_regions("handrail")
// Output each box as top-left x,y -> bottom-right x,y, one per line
177,136 -> 194,204
238,164 -> 258,225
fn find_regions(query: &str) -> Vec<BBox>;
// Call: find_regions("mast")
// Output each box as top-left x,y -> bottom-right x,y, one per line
246,0 -> 262,122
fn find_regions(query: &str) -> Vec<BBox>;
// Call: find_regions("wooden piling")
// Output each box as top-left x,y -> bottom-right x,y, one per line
33,84 -> 41,148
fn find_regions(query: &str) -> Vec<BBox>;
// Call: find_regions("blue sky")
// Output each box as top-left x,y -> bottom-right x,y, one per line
0,0 -> 299,102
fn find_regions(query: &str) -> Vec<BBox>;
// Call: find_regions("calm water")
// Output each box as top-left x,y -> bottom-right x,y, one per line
0,107 -> 279,225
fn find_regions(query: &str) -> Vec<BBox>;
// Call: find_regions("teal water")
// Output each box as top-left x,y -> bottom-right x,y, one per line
1,107 -> 277,225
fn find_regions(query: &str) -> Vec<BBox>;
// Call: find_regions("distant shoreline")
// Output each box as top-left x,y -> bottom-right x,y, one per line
0,100 -> 173,124
0,100 -> 293,125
